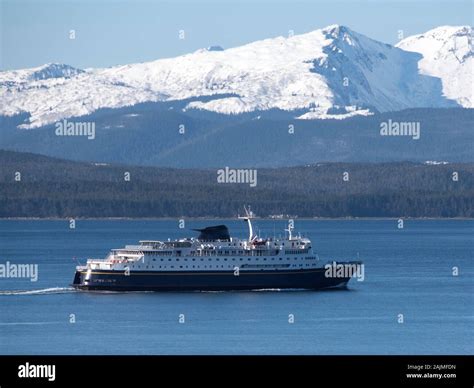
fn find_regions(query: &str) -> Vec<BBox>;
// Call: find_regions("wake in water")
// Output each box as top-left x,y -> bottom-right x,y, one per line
0,287 -> 157,295
0,287 -> 76,295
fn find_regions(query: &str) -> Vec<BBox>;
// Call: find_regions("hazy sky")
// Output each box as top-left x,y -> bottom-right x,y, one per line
1,0 -> 472,70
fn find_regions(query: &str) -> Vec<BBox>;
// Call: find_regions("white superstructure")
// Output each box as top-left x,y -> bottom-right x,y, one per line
77,207 -> 318,274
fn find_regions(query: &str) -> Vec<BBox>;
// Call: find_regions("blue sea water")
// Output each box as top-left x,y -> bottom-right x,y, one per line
0,219 -> 472,355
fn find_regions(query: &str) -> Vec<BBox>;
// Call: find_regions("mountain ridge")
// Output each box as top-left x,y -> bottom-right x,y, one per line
396,25 -> 473,108
1,24 -> 471,129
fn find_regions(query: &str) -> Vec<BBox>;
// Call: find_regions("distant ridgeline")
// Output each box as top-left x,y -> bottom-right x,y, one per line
1,150 -> 473,218
0,108 -> 473,168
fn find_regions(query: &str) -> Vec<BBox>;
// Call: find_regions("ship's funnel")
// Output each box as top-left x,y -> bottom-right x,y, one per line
192,225 -> 230,241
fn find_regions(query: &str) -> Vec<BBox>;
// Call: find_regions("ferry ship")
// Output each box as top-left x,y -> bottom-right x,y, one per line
72,208 -> 361,291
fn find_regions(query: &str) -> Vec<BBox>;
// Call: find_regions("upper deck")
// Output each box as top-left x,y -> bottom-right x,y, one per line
81,208 -> 315,270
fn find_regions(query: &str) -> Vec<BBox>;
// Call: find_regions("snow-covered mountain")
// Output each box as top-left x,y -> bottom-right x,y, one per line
396,25 -> 473,108
0,63 -> 84,85
0,24 -> 471,129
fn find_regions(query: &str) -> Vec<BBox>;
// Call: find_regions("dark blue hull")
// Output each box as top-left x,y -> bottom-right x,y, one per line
72,267 -> 355,291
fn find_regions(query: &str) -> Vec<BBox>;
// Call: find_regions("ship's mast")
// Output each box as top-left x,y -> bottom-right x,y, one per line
238,205 -> 256,242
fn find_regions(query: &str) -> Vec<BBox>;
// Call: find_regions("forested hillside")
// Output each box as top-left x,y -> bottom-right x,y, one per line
1,150 -> 473,218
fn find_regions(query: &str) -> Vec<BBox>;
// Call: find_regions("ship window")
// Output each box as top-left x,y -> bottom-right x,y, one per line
224,258 -> 227,261
176,259 -> 179,261
192,259 -> 195,261
152,259 -> 156,261
240,258 -> 243,261
217,259 -> 220,261
180,266 -> 183,268
168,259 -> 172,261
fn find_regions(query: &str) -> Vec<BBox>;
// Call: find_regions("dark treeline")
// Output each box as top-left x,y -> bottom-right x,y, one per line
1,150 -> 473,218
